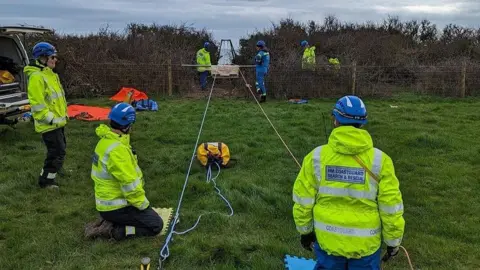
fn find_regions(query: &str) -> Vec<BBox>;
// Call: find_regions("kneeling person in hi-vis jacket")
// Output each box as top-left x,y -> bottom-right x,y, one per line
85,103 -> 163,240
292,95 -> 405,270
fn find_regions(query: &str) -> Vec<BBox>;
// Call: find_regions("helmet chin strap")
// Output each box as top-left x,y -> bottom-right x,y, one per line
38,56 -> 48,66
120,125 -> 132,134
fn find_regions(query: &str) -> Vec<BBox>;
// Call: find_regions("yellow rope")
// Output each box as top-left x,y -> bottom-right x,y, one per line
239,70 -> 301,169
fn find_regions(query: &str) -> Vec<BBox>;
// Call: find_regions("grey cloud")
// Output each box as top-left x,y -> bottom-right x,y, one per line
0,0 -> 479,46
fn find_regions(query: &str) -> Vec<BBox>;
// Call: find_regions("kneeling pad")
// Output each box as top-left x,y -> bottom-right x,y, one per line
284,254 -> 316,270
152,207 -> 173,236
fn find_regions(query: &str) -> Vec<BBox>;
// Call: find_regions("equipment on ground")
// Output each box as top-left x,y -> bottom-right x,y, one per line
140,257 -> 151,270
196,142 -> 231,167
284,254 -> 316,270
151,207 -> 174,236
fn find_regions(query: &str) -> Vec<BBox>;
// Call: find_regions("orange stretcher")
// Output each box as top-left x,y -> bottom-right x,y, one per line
67,105 -> 111,121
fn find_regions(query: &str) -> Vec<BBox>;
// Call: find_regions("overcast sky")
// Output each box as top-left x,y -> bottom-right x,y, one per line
1,0 -> 479,47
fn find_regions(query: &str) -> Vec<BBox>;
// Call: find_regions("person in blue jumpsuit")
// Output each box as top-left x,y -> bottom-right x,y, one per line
255,40 -> 270,103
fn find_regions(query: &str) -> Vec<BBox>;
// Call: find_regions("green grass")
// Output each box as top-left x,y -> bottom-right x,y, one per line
1,94 -> 479,270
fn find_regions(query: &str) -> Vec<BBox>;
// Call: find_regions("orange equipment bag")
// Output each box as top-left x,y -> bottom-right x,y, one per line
0,70 -> 15,84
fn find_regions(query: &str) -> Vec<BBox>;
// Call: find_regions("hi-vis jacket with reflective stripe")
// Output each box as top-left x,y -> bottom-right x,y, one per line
91,124 -> 149,212
24,62 -> 68,133
196,48 -> 211,72
302,46 -> 316,70
293,126 -> 405,259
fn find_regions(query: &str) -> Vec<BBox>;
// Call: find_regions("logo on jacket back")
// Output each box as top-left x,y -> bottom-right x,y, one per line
326,166 -> 365,184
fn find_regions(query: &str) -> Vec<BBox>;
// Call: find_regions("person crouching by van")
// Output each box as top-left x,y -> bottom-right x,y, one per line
24,42 -> 68,189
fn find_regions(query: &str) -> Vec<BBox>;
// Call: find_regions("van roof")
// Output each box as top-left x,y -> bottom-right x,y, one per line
0,25 -> 53,35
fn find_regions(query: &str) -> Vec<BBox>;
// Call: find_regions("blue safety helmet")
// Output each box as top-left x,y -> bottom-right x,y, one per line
332,95 -> 368,125
301,40 -> 308,47
32,42 -> 57,59
108,103 -> 136,126
204,42 -> 210,48
256,40 -> 266,48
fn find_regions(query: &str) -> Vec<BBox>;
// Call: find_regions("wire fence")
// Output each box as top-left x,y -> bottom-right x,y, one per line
60,62 -> 480,99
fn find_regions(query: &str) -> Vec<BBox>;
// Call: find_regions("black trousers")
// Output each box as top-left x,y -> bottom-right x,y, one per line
100,206 -> 163,240
39,127 -> 66,187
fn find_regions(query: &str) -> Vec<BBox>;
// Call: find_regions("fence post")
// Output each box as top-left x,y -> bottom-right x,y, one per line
351,61 -> 357,95
168,59 -> 173,96
460,59 -> 466,98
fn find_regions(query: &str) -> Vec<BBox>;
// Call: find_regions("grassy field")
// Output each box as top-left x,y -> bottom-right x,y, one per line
0,93 -> 479,270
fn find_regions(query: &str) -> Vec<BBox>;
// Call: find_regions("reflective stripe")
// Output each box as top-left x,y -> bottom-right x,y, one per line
293,194 -> 315,206
379,202 -> 404,214
121,178 -> 141,193
100,142 -> 121,174
126,226 -> 135,235
138,198 -> 149,210
371,148 -> 382,177
318,186 -> 377,201
31,104 -> 46,112
40,169 -> 57,179
296,224 -> 313,234
369,181 -> 378,195
52,116 -> 66,124
31,72 -> 65,102
385,238 -> 402,247
313,146 -> 323,180
93,142 -> 126,181
49,92 -> 64,99
315,221 -> 381,237
95,198 -> 128,207
40,75 -> 62,99
44,112 -> 54,123
367,149 -> 383,195
92,142 -> 121,181
91,169 -> 113,180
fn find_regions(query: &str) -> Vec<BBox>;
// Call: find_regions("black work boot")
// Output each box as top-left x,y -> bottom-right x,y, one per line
84,218 -> 114,240
260,95 -> 266,103
38,175 -> 59,189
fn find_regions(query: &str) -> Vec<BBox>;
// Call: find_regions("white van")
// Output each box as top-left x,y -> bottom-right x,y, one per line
0,25 -> 52,125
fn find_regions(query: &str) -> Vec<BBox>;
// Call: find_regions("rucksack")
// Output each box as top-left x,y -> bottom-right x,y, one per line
132,99 -> 159,111
196,142 -> 232,168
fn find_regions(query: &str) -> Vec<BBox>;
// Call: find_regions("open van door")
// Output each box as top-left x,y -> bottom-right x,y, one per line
0,25 -> 53,125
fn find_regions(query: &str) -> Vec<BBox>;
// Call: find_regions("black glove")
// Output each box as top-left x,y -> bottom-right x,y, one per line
300,232 -> 316,251
382,246 -> 399,262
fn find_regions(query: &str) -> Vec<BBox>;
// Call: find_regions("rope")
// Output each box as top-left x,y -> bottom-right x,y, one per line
158,72 -> 218,265
170,162 -> 234,236
381,245 -> 415,270
157,74 -> 235,269
238,69 -> 301,169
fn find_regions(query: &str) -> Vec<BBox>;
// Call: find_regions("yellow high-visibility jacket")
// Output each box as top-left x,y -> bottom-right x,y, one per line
329,58 -> 341,70
24,61 -> 68,133
293,126 -> 405,259
91,124 -> 149,212
302,46 -> 316,70
196,48 -> 211,72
